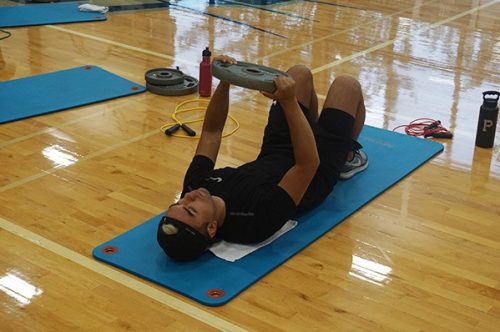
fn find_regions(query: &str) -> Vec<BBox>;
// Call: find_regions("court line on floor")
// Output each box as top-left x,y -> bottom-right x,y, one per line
0,111 -> 106,149
0,129 -> 159,193
46,25 -> 197,66
259,0 -> 439,62
163,1 -> 286,38
302,0 -> 362,10
223,0 -> 319,22
311,0 -> 500,74
0,216 -> 246,332
46,0 -> 434,68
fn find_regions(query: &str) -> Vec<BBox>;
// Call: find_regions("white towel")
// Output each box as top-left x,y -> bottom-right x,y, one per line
78,4 -> 109,14
209,220 -> 298,262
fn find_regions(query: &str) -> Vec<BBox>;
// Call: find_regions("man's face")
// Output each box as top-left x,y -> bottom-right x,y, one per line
166,187 -> 216,236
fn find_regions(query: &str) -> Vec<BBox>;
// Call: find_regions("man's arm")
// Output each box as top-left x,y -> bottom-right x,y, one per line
263,76 -> 320,205
194,55 -> 236,163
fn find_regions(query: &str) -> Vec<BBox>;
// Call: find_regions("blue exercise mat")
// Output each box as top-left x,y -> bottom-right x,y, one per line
93,126 -> 443,306
0,66 -> 145,124
0,2 -> 106,28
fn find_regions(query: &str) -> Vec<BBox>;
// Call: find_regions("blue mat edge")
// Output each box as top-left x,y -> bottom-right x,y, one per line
92,127 -> 444,306
0,3 -> 107,28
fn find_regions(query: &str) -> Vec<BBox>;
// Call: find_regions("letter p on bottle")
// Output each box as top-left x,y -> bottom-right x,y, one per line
482,119 -> 494,132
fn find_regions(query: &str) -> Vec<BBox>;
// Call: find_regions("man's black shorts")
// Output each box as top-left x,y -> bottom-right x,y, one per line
258,101 -> 356,213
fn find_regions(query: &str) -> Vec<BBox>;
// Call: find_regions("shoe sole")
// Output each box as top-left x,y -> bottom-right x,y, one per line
339,160 -> 369,180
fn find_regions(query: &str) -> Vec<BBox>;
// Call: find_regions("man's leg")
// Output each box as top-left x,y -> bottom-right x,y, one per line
323,75 -> 366,142
322,75 -> 368,179
286,65 -> 318,127
298,75 -> 367,212
258,65 -> 317,158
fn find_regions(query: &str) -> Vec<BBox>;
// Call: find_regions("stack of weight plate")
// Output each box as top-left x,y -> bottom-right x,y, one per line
145,68 -> 199,96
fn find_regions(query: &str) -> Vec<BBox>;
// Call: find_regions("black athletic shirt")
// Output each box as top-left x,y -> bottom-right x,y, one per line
181,154 -> 297,244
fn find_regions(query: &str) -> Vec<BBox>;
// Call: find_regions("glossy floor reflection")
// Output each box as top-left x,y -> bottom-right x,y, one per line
0,271 -> 43,307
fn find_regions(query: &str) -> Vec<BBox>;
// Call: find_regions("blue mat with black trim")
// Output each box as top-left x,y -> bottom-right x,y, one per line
93,126 -> 443,306
0,2 -> 106,28
0,66 -> 145,124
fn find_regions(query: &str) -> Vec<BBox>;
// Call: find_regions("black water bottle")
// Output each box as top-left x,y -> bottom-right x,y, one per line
475,91 -> 500,148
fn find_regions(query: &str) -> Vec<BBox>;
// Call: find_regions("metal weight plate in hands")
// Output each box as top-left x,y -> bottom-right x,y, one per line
211,60 -> 290,93
145,68 -> 185,86
146,75 -> 199,96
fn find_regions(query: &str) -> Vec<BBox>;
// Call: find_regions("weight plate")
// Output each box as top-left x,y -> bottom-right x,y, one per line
211,60 -> 289,93
146,75 -> 199,96
145,68 -> 185,86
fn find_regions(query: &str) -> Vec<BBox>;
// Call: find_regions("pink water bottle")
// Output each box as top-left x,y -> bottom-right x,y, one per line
199,47 -> 212,97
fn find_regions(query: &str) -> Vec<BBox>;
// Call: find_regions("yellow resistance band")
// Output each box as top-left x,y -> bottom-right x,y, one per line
160,99 -> 240,138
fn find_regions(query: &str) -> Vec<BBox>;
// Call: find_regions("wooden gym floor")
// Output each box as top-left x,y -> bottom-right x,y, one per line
1,0 -> 500,330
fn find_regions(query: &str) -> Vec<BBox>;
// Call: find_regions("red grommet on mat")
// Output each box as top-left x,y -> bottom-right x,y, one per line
207,288 -> 225,299
101,245 -> 119,254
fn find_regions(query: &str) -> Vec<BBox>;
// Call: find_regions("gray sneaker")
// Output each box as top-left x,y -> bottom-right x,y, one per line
340,150 -> 368,180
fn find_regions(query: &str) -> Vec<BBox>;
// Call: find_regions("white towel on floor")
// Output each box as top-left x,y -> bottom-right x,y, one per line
209,220 -> 298,262
78,4 -> 109,14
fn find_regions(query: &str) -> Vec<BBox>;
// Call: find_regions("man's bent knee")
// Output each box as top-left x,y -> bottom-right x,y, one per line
331,75 -> 362,96
287,65 -> 313,82
323,75 -> 363,115
286,65 -> 316,112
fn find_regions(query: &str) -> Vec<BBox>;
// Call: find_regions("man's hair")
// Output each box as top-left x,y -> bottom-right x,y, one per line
156,215 -> 211,261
